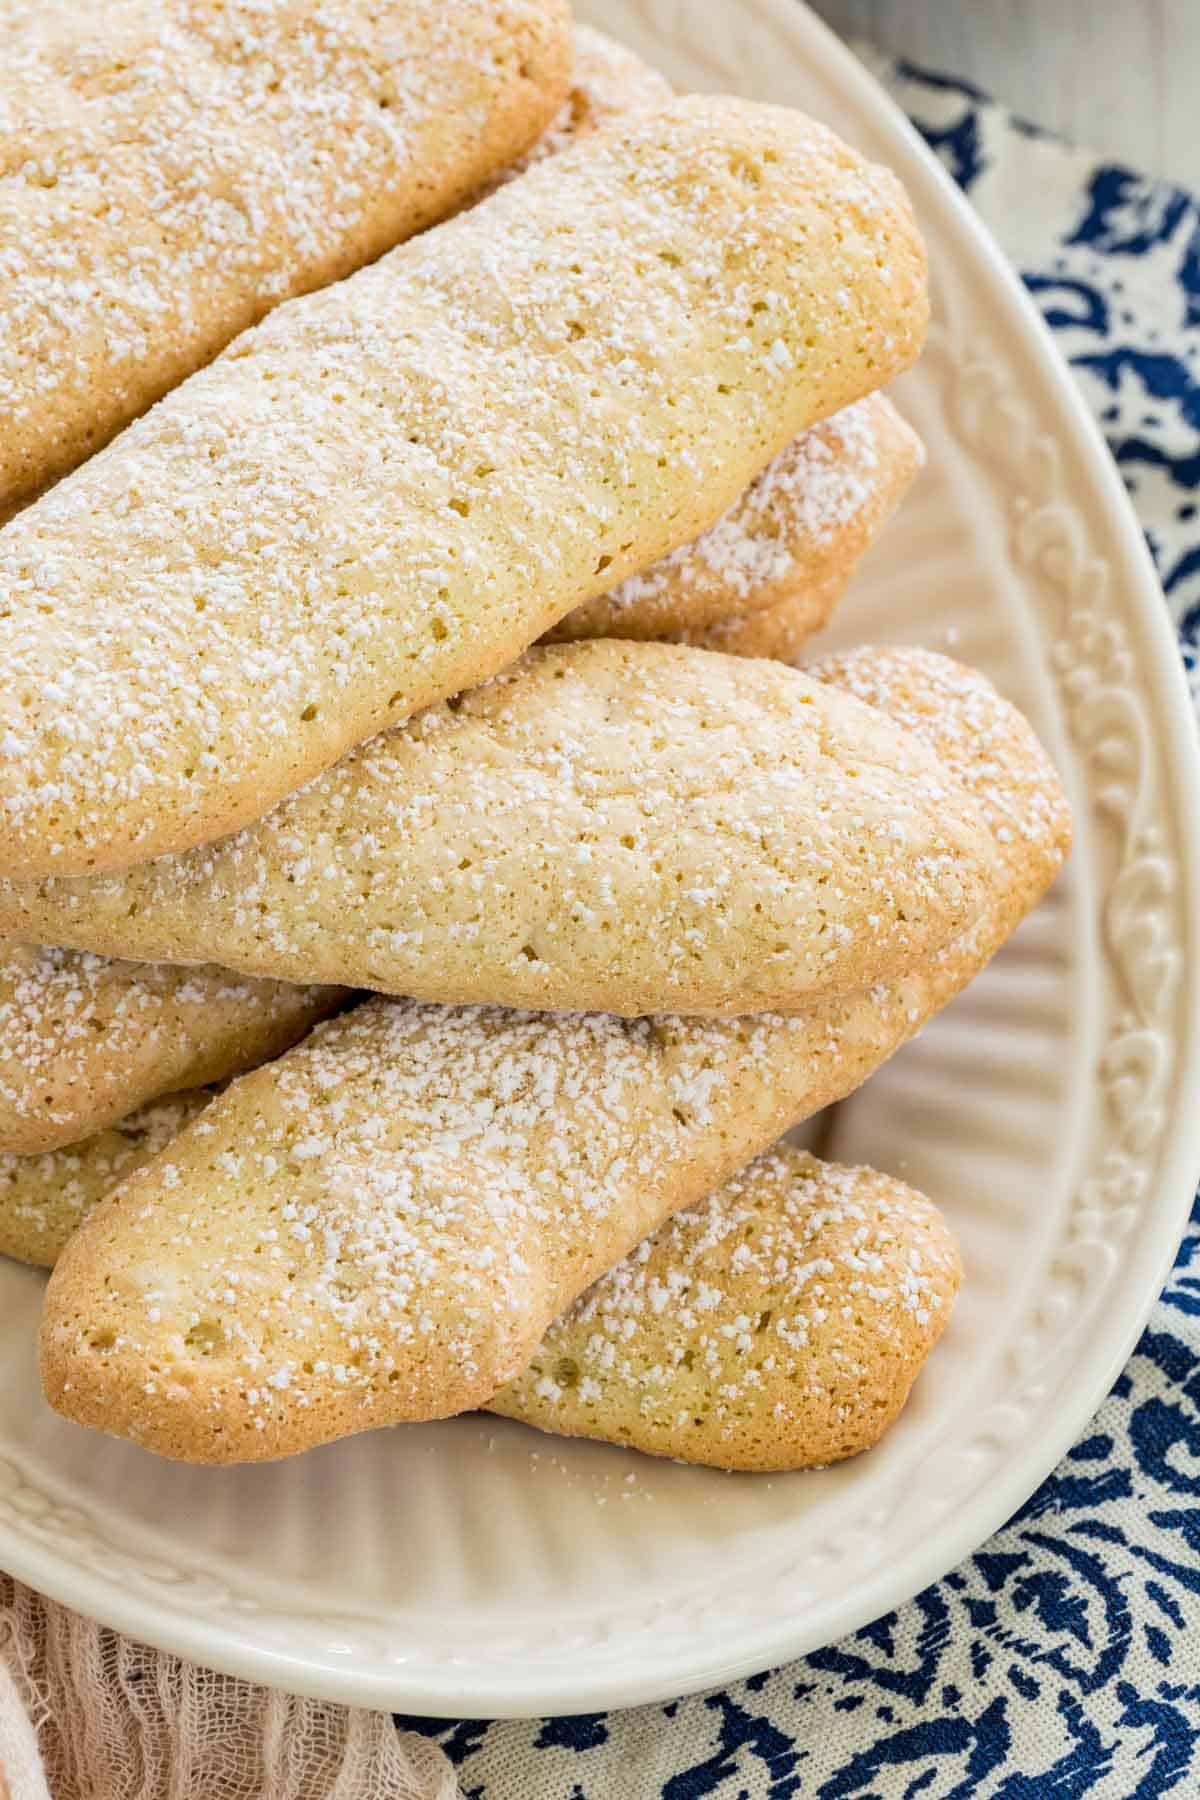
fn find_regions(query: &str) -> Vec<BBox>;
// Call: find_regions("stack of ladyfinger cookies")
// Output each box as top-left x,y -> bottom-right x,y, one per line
0,6 -> 1070,1474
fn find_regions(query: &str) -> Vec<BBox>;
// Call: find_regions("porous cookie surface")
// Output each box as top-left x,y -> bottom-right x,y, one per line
0,1089 -> 211,1267
516,42 -> 920,663
517,46 -> 921,661
552,395 -> 923,645
0,95 -> 928,876
491,1148 -> 960,1471
0,0 -> 571,514
0,945 -> 342,1154
0,642 -> 994,1017
809,645 -> 1071,932
40,651 -> 1068,1464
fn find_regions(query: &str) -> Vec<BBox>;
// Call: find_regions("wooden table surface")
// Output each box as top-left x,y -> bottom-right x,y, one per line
807,0 -> 1200,188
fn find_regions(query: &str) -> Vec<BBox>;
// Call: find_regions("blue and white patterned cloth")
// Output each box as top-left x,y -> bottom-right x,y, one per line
400,54 -> 1200,1799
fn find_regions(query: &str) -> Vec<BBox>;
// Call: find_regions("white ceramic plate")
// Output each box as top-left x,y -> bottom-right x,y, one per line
2,0 -> 1199,1720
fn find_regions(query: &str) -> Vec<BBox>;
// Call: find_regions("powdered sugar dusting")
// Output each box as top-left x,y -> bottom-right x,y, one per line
0,1087 -> 211,1264
53,996 -> 903,1433
0,641 -> 993,1017
809,646 -> 1072,872
0,942 -> 337,1151
0,94 -> 926,874
494,1148 -> 959,1467
0,0 -> 568,509
551,391 -> 925,645
500,40 -> 921,651
609,397 -> 884,610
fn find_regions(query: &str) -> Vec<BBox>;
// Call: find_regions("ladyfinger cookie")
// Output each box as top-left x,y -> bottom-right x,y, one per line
40,650 -> 1069,1463
0,0 -> 571,515
551,396 -> 923,649
0,1089 -> 212,1268
0,945 -> 344,1154
0,95 -> 928,877
490,1147 -> 960,1471
0,642 -> 994,1018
